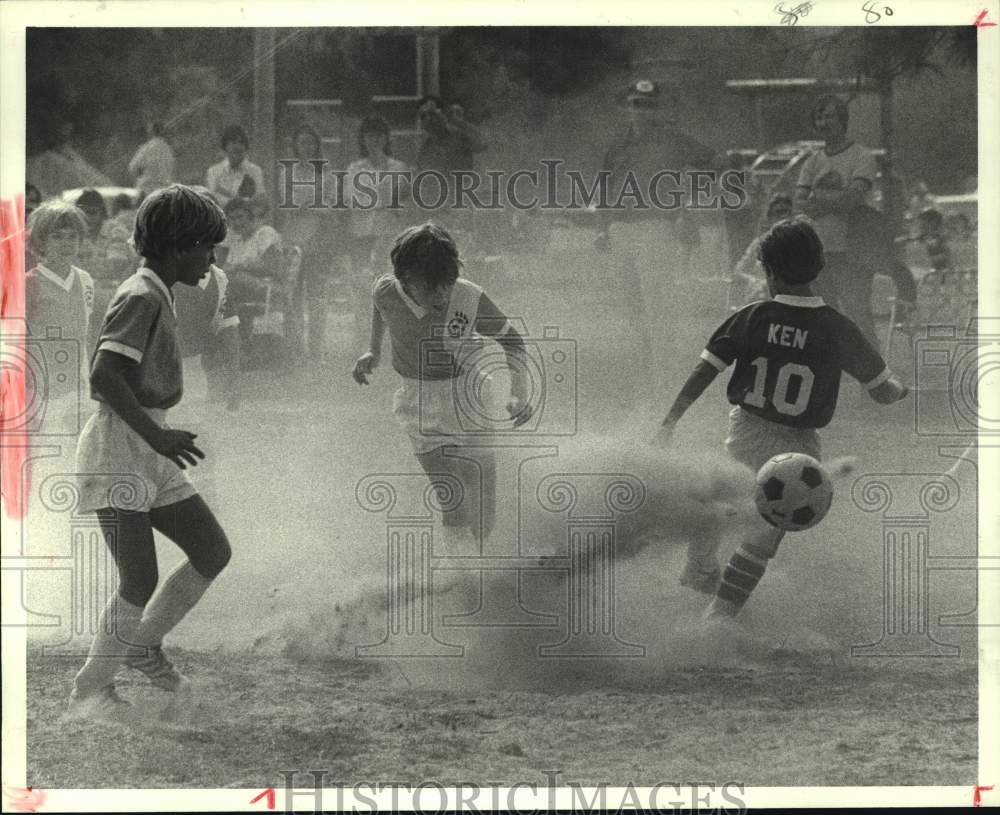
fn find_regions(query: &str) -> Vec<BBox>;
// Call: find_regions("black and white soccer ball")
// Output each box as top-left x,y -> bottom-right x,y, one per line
754,453 -> 833,531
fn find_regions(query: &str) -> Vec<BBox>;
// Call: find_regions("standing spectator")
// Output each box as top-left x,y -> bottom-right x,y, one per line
415,96 -> 487,175
344,115 -> 410,347
206,125 -> 264,208
25,200 -> 95,429
281,123 -> 333,356
128,121 -> 175,197
75,188 -> 133,281
795,94 -> 879,345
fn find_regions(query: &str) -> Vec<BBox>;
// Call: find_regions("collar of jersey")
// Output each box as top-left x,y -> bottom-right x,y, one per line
773,294 -> 825,308
137,267 -> 176,312
394,277 -> 427,318
35,264 -> 81,291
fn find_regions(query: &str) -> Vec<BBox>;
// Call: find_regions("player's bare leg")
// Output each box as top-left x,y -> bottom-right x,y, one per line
71,509 -> 157,714
416,447 -> 496,544
125,495 -> 231,692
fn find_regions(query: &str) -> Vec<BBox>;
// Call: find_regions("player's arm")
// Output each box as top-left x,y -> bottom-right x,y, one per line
90,351 -> 203,468
838,313 -> 910,404
353,279 -> 386,385
474,293 -> 532,426
652,360 -> 720,447
92,294 -> 203,467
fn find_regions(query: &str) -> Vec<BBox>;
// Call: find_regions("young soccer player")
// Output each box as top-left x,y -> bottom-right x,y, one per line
70,185 -> 231,714
352,223 -> 531,541
653,217 -> 909,617
26,200 -> 95,430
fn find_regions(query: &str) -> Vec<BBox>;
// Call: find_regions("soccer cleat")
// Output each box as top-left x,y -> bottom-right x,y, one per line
680,561 -> 722,595
67,684 -> 130,717
124,646 -> 190,692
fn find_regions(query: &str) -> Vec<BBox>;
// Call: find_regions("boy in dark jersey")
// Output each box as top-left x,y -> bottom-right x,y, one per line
653,217 -> 909,617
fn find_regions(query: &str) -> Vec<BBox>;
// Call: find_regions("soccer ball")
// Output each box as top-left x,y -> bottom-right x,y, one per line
754,453 -> 833,531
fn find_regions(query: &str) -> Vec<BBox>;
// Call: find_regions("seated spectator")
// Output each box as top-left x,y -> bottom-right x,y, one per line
914,208 -> 953,271
206,125 -> 265,207
218,197 -> 284,339
174,186 -> 241,409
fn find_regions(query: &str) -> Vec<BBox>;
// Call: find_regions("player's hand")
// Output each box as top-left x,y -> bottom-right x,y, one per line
353,352 -> 379,385
149,428 -> 204,469
507,396 -> 533,428
593,231 -> 611,253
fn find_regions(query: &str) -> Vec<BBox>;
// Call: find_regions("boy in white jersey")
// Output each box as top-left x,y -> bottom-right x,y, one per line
26,200 -> 95,431
353,223 -> 531,541
653,217 -> 909,616
70,185 -> 232,715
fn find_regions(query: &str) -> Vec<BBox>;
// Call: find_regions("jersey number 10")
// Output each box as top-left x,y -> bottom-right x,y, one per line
745,356 -> 815,416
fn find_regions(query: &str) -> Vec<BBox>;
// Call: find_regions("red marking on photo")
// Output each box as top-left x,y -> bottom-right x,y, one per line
974,9 -> 997,26
2,785 -> 47,813
250,787 -> 276,809
1,194 -> 30,519
974,785 -> 994,806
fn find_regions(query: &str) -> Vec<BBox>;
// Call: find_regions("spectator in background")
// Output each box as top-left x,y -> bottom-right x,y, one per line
128,120 -> 175,197
416,96 -> 487,175
729,193 -> 794,304
217,196 -> 283,341
206,125 -> 264,208
281,123 -> 332,356
174,187 -> 242,411
344,115 -> 410,348
75,188 -> 132,281
25,200 -> 95,429
795,94 -> 879,346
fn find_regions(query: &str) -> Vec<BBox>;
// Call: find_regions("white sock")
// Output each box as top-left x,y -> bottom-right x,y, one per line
134,560 -> 213,648
74,593 -> 144,694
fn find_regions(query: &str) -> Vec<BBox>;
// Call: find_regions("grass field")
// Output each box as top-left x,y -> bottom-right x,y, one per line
21,224 -> 981,789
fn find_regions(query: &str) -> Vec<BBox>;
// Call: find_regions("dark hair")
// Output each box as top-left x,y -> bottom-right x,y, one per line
112,193 -> 134,214
357,115 -> 392,158
758,217 -> 824,284
27,200 -> 88,255
292,123 -> 323,159
390,223 -> 462,288
220,125 -> 250,151
132,183 -> 227,258
811,94 -> 849,130
75,188 -> 107,221
223,197 -> 254,218
149,121 -> 165,138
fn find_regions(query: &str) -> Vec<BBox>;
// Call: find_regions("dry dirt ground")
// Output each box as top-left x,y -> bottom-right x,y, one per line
23,225 -> 980,789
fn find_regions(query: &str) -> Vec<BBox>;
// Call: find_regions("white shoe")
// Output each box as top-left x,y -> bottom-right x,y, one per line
680,560 -> 721,595
124,646 -> 191,693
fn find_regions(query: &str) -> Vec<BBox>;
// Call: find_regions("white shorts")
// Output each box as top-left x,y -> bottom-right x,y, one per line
393,373 -> 499,455
724,406 -> 822,474
76,403 -> 197,513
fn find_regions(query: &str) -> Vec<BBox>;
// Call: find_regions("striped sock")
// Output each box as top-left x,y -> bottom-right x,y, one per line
134,560 -> 213,648
707,528 -> 784,617
74,593 -> 144,694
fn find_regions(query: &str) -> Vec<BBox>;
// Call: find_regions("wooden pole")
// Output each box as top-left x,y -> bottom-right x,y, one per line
253,28 -> 277,197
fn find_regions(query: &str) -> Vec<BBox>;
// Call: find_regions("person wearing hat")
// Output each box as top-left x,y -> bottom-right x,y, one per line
595,79 -> 721,397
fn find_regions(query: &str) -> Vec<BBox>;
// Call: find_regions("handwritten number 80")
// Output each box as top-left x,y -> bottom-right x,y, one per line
863,0 -> 894,23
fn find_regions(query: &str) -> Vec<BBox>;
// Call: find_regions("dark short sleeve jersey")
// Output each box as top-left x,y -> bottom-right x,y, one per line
701,295 -> 889,428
